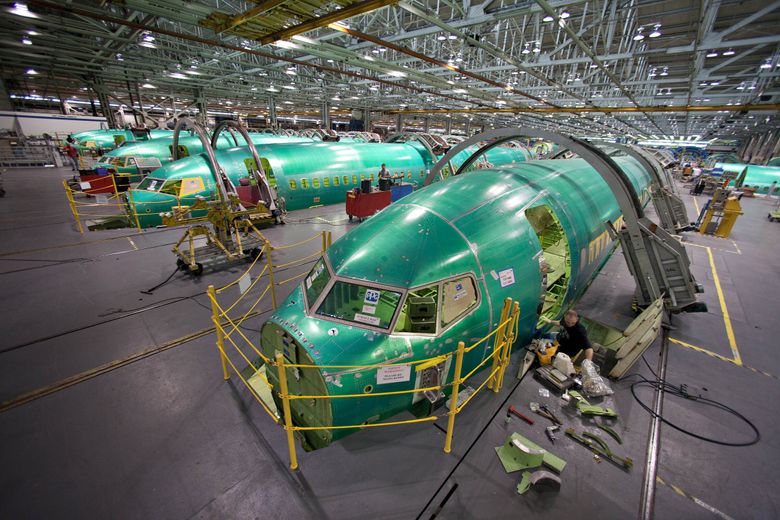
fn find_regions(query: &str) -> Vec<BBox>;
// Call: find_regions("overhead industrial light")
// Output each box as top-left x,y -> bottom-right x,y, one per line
705,51 -> 718,58
273,40 -> 298,49
560,10 -> 570,19
141,83 -> 157,89
453,88 -> 467,93
168,72 -> 187,79
282,85 -> 296,90
589,62 -> 598,68
710,81 -> 719,85
660,66 -> 668,76
21,36 -> 32,45
722,49 -> 735,56
633,28 -> 645,41
266,86 -> 279,92
542,14 -> 554,22
448,35 -> 457,40
387,70 -> 406,77
649,24 -> 662,38
291,34 -> 315,44
9,3 -> 38,18
532,43 -> 541,53
760,58 -> 772,69
521,43 -> 530,55
25,68 -> 37,75
26,29 -> 40,35
184,69 -> 201,75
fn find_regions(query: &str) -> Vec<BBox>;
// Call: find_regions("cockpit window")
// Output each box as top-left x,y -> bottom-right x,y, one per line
317,281 -> 402,330
394,285 -> 438,334
159,179 -> 182,196
441,276 -> 478,328
304,258 -> 331,309
108,157 -> 126,167
136,177 -> 164,192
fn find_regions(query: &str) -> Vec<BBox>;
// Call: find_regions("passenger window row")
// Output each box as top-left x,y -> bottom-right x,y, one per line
287,170 -> 423,190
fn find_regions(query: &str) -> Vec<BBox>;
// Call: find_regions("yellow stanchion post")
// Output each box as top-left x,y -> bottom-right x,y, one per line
488,298 -> 512,392
265,243 -> 278,310
321,230 -> 327,253
444,340 -> 465,454
125,190 -> 143,232
110,173 -> 118,195
327,231 -> 332,248
208,285 -> 230,381
62,179 -> 84,234
276,352 -> 299,470
495,302 -> 520,391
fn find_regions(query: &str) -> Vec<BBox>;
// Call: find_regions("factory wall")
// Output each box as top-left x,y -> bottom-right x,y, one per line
0,111 -> 108,137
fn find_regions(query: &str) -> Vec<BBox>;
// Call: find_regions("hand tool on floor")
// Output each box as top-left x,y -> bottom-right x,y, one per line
529,402 -> 559,424
540,404 -> 562,425
545,425 -> 559,444
507,405 -> 535,425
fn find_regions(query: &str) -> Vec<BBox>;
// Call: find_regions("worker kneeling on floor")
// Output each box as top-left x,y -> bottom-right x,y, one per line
542,309 -> 594,366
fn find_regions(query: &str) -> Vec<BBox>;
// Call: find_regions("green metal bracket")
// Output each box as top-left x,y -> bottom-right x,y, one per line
565,428 -> 633,470
578,403 -> 618,417
495,433 -> 567,474
597,424 -> 623,444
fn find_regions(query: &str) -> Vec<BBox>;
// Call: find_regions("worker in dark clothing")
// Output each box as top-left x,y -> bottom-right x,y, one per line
542,309 -> 593,361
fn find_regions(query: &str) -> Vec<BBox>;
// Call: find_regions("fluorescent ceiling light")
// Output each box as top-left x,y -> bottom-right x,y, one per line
363,55 -> 375,61
168,72 -> 187,79
387,70 -> 406,77
139,41 -> 157,49
560,11 -> 570,19
273,40 -> 298,49
722,49 -> 735,56
291,35 -> 315,44
705,51 -> 718,58
26,29 -> 39,35
543,14 -> 554,21
448,35 -> 457,40
437,35 -> 446,41
9,3 -> 38,18
26,68 -> 36,75
266,86 -> 279,92
453,89 -> 467,93
141,83 -> 156,88
184,70 -> 201,75
282,85 -> 296,90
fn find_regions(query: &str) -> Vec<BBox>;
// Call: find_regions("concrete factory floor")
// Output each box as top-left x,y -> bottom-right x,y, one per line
0,166 -> 778,519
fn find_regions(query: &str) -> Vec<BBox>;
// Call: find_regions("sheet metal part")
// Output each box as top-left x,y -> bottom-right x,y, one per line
564,428 -> 633,471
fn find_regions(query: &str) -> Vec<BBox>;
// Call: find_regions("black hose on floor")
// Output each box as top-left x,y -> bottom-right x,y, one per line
141,266 -> 181,295
630,358 -> 761,447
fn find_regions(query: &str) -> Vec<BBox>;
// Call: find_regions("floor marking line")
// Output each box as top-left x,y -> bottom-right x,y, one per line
706,246 -> 742,365
682,241 -> 739,255
729,239 -> 742,255
668,338 -> 780,381
127,237 -> 138,250
656,476 -> 735,520
692,195 -> 701,216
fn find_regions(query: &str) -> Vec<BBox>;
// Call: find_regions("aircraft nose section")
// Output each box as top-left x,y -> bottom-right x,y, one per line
127,189 -> 172,227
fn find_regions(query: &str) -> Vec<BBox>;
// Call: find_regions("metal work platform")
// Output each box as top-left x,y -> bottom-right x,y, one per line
0,165 -> 777,519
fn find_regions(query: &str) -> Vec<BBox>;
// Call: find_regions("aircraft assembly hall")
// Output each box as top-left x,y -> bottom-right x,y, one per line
1,0 -> 780,518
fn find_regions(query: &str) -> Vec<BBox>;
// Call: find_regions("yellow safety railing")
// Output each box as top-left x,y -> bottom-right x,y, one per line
62,176 -> 144,233
208,247 -> 522,471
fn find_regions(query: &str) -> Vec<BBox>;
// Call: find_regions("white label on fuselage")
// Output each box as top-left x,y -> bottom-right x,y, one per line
377,364 -> 411,384
354,313 -> 380,326
499,268 -> 516,287
362,305 -> 377,315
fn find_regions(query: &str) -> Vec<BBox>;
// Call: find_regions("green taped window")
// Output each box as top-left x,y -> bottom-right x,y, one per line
332,176 -> 340,186
323,177 -> 330,187
370,174 -> 375,182
352,175 -> 358,184
159,179 -> 182,196
343,175 -> 349,185
313,178 -> 320,188
394,285 -> 438,334
301,178 -> 309,189
441,276 -> 478,328
304,258 -> 331,309
137,177 -> 164,192
317,282 -> 402,330
289,180 -> 297,190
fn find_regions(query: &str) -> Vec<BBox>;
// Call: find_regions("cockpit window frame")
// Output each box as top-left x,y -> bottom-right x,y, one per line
302,255 -> 408,334
301,259 -> 481,335
392,272 -> 481,337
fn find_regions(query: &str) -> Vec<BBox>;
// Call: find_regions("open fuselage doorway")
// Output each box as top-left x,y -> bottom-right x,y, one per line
526,204 -> 572,328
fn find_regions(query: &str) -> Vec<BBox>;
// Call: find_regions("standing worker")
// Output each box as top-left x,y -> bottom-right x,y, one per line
378,163 -> 390,180
63,142 -> 80,172
542,310 -> 593,362
768,180 -> 778,200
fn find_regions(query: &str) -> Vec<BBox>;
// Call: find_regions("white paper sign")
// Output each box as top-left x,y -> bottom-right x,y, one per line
95,194 -> 108,204
79,182 -> 91,190
362,304 -> 377,315
499,268 -> 516,287
238,273 -> 252,295
377,364 -> 411,384
354,313 -> 380,326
